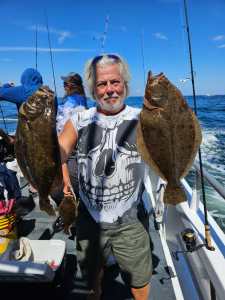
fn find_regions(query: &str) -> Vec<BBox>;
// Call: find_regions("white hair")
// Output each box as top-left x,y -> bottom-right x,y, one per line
84,54 -> 131,100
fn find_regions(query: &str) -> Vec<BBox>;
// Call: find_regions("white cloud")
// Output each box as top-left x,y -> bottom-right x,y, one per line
57,31 -> 72,44
28,25 -> 73,44
153,32 -> 168,40
0,46 -> 95,52
212,35 -> 225,41
217,44 -> 225,48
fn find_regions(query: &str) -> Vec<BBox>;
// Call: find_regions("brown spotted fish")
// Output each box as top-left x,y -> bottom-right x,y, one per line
15,86 -> 62,215
137,72 -> 202,204
58,194 -> 79,234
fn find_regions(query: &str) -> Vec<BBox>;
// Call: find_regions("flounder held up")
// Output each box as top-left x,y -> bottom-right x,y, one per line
58,193 -> 79,234
15,86 -> 62,215
137,72 -> 202,204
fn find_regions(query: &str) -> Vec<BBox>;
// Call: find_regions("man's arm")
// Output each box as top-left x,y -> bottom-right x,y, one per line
58,119 -> 78,194
0,85 -> 26,105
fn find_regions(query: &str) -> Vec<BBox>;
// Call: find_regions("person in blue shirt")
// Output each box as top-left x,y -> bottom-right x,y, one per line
52,72 -> 87,228
56,72 -> 87,133
0,68 -> 44,196
57,72 -> 87,197
0,68 -> 43,111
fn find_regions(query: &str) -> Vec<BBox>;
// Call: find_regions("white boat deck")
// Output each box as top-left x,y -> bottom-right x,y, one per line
1,170 -> 225,300
0,190 -> 180,300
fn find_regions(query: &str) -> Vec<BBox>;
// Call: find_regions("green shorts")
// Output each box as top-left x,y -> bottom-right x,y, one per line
76,206 -> 152,288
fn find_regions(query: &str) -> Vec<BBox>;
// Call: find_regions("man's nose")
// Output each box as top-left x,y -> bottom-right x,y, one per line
105,82 -> 114,94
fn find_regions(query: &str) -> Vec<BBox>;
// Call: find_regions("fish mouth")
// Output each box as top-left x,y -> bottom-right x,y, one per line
144,71 -> 169,108
151,96 -> 162,101
22,101 -> 44,120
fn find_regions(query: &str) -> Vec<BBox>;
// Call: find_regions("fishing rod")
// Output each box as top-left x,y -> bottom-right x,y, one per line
44,10 -> 58,98
35,24 -> 38,70
140,29 -> 146,87
183,0 -> 214,251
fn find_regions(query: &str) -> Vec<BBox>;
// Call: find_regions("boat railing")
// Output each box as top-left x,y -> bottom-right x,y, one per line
193,162 -> 225,200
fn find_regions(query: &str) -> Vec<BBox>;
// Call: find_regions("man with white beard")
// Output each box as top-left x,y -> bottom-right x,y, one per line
59,54 -> 152,300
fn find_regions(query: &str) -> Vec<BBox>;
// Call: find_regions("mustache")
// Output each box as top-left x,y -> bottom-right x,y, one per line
103,96 -> 119,101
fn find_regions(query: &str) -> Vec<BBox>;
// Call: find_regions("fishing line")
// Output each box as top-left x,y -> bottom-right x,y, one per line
183,0 -> 214,251
180,0 -> 224,111
44,10 -> 58,98
35,24 -> 38,70
179,3 -> 190,81
140,29 -> 146,87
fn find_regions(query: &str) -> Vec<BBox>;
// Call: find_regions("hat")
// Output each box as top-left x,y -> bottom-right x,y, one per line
61,72 -> 83,85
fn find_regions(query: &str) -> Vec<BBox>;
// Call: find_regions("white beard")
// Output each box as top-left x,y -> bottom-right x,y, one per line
96,90 -> 126,113
97,100 -> 124,113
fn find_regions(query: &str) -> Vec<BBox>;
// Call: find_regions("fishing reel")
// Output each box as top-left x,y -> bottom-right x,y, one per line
172,228 -> 208,260
182,228 -> 197,251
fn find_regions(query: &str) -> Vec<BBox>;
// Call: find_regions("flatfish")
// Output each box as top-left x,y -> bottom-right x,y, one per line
58,193 -> 79,234
137,72 -> 202,204
15,86 -> 62,215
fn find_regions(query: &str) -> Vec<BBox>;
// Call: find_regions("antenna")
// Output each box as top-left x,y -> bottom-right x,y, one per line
100,15 -> 110,54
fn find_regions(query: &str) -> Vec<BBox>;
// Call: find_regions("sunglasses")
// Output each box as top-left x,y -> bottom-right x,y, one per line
91,54 -> 120,66
63,82 -> 77,88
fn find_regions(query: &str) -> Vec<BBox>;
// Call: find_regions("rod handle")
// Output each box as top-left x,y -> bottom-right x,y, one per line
205,225 -> 215,251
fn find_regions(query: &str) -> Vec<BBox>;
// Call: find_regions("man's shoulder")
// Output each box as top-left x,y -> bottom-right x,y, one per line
123,105 -> 141,119
126,105 -> 141,113
79,106 -> 96,117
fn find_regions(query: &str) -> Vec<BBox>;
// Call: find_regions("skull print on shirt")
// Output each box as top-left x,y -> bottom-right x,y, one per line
73,106 -> 146,223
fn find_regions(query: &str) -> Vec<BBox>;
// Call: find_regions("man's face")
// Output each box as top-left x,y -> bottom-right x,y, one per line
94,64 -> 126,114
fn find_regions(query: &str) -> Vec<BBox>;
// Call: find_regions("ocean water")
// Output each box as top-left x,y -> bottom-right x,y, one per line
1,95 -> 225,232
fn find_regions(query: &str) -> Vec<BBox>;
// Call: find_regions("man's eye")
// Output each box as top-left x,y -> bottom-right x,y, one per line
112,80 -> 120,84
97,82 -> 106,88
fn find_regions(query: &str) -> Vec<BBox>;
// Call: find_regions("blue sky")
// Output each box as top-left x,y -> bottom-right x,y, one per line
0,0 -> 225,97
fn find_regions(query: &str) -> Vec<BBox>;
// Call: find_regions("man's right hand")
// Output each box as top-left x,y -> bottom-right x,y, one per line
63,182 -> 73,196
62,163 -> 73,196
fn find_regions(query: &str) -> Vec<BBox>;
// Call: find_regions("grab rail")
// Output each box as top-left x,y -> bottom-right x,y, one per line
193,162 -> 225,200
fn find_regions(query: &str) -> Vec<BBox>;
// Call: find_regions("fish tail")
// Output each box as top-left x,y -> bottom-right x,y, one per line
164,184 -> 186,205
39,197 -> 56,216
63,225 -> 70,235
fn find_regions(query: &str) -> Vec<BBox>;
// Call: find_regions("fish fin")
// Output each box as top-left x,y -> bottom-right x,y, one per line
39,198 -> 56,216
143,97 -> 159,111
164,183 -> 186,205
136,121 -> 167,180
180,111 -> 202,179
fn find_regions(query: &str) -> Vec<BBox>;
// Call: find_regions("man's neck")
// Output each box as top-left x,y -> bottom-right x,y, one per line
97,104 -> 126,116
